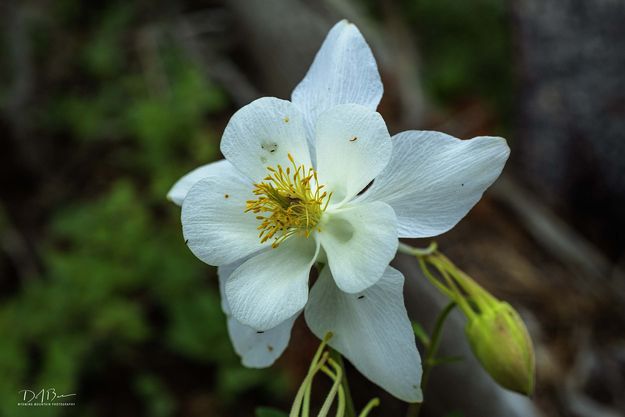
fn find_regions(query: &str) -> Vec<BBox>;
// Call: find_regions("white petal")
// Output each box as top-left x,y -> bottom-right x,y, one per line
226,315 -> 297,368
315,104 -> 392,203
225,236 -> 318,331
167,159 -> 232,206
218,256 -> 252,315
292,20 -> 383,145
305,266 -> 422,403
360,131 -> 510,237
220,97 -> 312,182
218,259 -> 298,368
181,167 -> 263,266
317,201 -> 397,293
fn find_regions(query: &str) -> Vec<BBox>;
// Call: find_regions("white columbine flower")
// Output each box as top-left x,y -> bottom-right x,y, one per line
168,20 -> 509,403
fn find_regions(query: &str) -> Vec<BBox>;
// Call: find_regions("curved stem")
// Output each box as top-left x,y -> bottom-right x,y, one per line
290,353 -> 329,417
317,358 -> 343,417
422,302 -> 456,388
406,302 -> 457,417
427,256 -> 476,320
397,241 -> 438,256
417,257 -> 455,299
329,349 -> 356,417
401,243 -> 478,321
319,364 -> 346,417
291,333 -> 333,417
358,398 -> 380,417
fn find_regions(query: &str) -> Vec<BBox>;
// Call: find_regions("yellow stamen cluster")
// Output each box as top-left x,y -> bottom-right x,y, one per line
246,154 -> 331,248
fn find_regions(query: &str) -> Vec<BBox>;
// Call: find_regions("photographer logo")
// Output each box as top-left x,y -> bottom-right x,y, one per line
18,388 -> 76,407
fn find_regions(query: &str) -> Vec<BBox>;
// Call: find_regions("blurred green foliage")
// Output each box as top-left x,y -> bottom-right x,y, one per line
255,407 -> 289,417
399,0 -> 513,128
0,2 -> 286,416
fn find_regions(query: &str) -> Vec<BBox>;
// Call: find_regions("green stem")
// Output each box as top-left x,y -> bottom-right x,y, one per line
397,241 -> 438,256
422,302 -> 456,388
417,257 -> 455,299
406,302 -> 456,417
401,243 -> 476,321
358,398 -> 380,417
329,348 -> 356,417
317,358 -> 343,417
428,256 -> 476,321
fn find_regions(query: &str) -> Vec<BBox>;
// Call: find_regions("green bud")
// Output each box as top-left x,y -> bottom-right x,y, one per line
415,251 -> 536,395
465,301 -> 535,396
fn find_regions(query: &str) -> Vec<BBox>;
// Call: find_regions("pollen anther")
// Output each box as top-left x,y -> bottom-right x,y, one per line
245,154 -> 331,248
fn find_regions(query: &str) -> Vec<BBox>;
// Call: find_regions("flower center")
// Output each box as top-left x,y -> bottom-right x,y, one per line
246,154 -> 331,248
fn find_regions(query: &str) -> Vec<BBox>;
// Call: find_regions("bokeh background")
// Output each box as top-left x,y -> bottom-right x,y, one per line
1,0 -> 624,416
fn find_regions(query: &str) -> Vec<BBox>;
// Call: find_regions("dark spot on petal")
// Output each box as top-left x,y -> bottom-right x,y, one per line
261,141 -> 279,153
185,239 -> 189,244
267,345 -> 274,352
357,295 -> 365,299
224,194 -> 229,198
412,384 -> 418,389
283,116 -> 289,123
350,136 -> 358,142
461,183 -> 464,187
257,330 -> 265,334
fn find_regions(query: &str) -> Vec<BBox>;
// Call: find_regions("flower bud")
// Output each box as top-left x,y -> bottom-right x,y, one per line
465,301 -> 535,396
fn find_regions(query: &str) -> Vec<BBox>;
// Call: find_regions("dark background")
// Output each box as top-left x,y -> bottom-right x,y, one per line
1,0 -> 624,416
